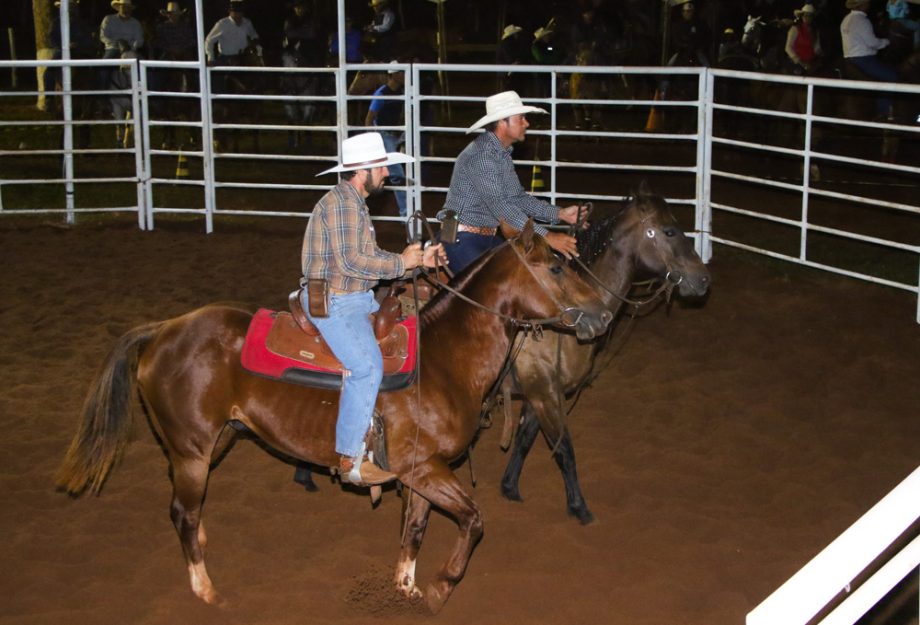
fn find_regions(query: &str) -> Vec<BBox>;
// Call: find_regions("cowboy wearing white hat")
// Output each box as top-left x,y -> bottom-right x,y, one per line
99,0 -> 144,59
438,91 -> 583,273
302,132 -> 445,486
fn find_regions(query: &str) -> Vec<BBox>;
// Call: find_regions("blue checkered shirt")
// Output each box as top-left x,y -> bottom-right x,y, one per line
442,132 -> 559,236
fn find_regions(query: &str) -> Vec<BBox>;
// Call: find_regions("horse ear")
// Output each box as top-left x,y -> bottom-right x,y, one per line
520,219 -> 536,253
499,219 -> 521,240
637,179 -> 651,198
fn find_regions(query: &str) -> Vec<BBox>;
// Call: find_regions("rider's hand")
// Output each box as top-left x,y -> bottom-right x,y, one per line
422,243 -> 448,268
544,232 -> 578,259
400,242 -> 424,269
558,204 -> 589,229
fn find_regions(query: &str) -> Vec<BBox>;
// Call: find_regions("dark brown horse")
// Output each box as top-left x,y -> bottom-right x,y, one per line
55,221 -> 612,612
499,184 -> 711,524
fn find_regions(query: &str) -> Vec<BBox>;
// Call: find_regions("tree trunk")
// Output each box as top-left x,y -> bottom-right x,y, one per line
34,0 -> 53,110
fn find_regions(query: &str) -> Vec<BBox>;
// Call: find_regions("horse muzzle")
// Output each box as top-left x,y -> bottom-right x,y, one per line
562,307 -> 613,340
669,266 -> 711,298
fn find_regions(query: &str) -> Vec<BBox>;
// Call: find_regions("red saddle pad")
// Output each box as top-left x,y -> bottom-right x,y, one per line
240,308 -> 418,391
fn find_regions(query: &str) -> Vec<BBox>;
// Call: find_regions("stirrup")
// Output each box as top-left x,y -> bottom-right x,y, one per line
336,443 -> 396,486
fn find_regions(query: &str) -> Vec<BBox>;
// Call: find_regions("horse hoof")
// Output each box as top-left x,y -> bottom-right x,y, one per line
500,484 -> 523,502
424,582 -> 449,614
568,506 -> 596,525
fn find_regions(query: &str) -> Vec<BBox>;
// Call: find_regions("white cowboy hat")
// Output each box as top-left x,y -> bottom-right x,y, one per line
794,3 -> 816,16
159,1 -> 186,16
111,0 -> 136,7
502,25 -> 523,40
317,132 -> 414,176
386,60 -> 401,74
467,90 -> 548,133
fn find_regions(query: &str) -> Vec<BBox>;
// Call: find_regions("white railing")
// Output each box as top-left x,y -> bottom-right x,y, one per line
1,60 -> 918,322
747,466 -> 920,625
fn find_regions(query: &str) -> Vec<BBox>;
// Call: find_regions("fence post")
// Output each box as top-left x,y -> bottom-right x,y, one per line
697,68 -> 713,263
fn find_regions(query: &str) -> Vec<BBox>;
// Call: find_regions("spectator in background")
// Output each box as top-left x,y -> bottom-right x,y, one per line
154,1 -> 196,61
497,24 -> 529,92
46,0 -> 98,122
205,0 -> 260,65
785,3 -> 823,73
284,0 -> 321,66
99,0 -> 144,59
365,63 -> 408,216
669,0 -> 711,66
887,0 -> 920,50
365,0 -> 397,61
841,0 -> 898,119
329,15 -> 363,63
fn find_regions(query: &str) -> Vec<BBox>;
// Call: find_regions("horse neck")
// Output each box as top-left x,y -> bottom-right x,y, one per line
419,265 -> 521,394
579,215 -> 640,312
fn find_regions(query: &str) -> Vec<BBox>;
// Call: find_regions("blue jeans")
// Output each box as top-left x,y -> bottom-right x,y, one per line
380,131 -> 407,216
847,55 -> 900,116
441,230 -> 504,274
303,290 -> 382,458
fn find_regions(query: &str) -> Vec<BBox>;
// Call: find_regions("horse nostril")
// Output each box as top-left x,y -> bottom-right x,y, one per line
601,311 -> 613,326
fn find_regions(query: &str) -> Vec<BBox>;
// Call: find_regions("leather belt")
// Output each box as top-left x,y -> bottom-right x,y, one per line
457,223 -> 498,236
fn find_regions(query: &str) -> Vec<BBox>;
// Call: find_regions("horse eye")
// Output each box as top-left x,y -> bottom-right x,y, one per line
663,228 -> 677,238
645,228 -> 656,239
550,264 -> 564,275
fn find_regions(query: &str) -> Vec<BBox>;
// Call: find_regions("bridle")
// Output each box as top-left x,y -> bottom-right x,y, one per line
568,202 -> 683,313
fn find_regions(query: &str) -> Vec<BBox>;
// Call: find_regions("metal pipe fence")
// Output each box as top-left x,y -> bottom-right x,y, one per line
1,59 -> 918,322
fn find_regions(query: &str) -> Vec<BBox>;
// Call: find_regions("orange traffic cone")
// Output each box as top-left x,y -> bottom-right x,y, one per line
645,89 -> 663,132
175,152 -> 189,179
530,164 -> 544,193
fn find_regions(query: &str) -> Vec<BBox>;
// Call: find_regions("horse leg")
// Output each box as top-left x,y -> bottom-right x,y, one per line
394,489 -> 431,601
499,402 -> 541,502
547,426 -> 594,525
402,459 -> 483,613
169,456 -> 222,605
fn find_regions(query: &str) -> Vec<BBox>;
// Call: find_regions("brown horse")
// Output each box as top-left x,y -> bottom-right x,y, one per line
499,183 -> 711,524
55,221 -> 612,612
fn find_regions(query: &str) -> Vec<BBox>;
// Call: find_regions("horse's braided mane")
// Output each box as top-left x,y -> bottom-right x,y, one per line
574,198 -> 642,267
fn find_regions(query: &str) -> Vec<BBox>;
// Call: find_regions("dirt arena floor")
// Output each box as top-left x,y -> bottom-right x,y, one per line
1,216 -> 918,625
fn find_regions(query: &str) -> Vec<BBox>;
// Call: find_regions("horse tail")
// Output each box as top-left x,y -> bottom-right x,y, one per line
55,321 -> 163,497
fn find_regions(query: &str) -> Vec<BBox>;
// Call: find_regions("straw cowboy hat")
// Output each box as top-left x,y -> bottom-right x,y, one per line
845,0 -> 869,8
160,1 -> 186,16
794,3 -> 816,16
111,0 -> 136,7
533,18 -> 556,41
502,25 -> 523,40
467,90 -> 547,133
369,0 -> 390,6
317,132 -> 414,176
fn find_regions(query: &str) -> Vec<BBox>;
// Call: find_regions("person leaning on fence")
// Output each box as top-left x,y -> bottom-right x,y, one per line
301,132 -> 446,486
437,91 -> 583,274
365,62 -> 408,217
841,0 -> 899,119
785,3 -> 823,74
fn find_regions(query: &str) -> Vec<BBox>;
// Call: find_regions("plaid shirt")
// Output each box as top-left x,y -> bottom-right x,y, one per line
442,131 -> 559,236
301,181 -> 405,292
